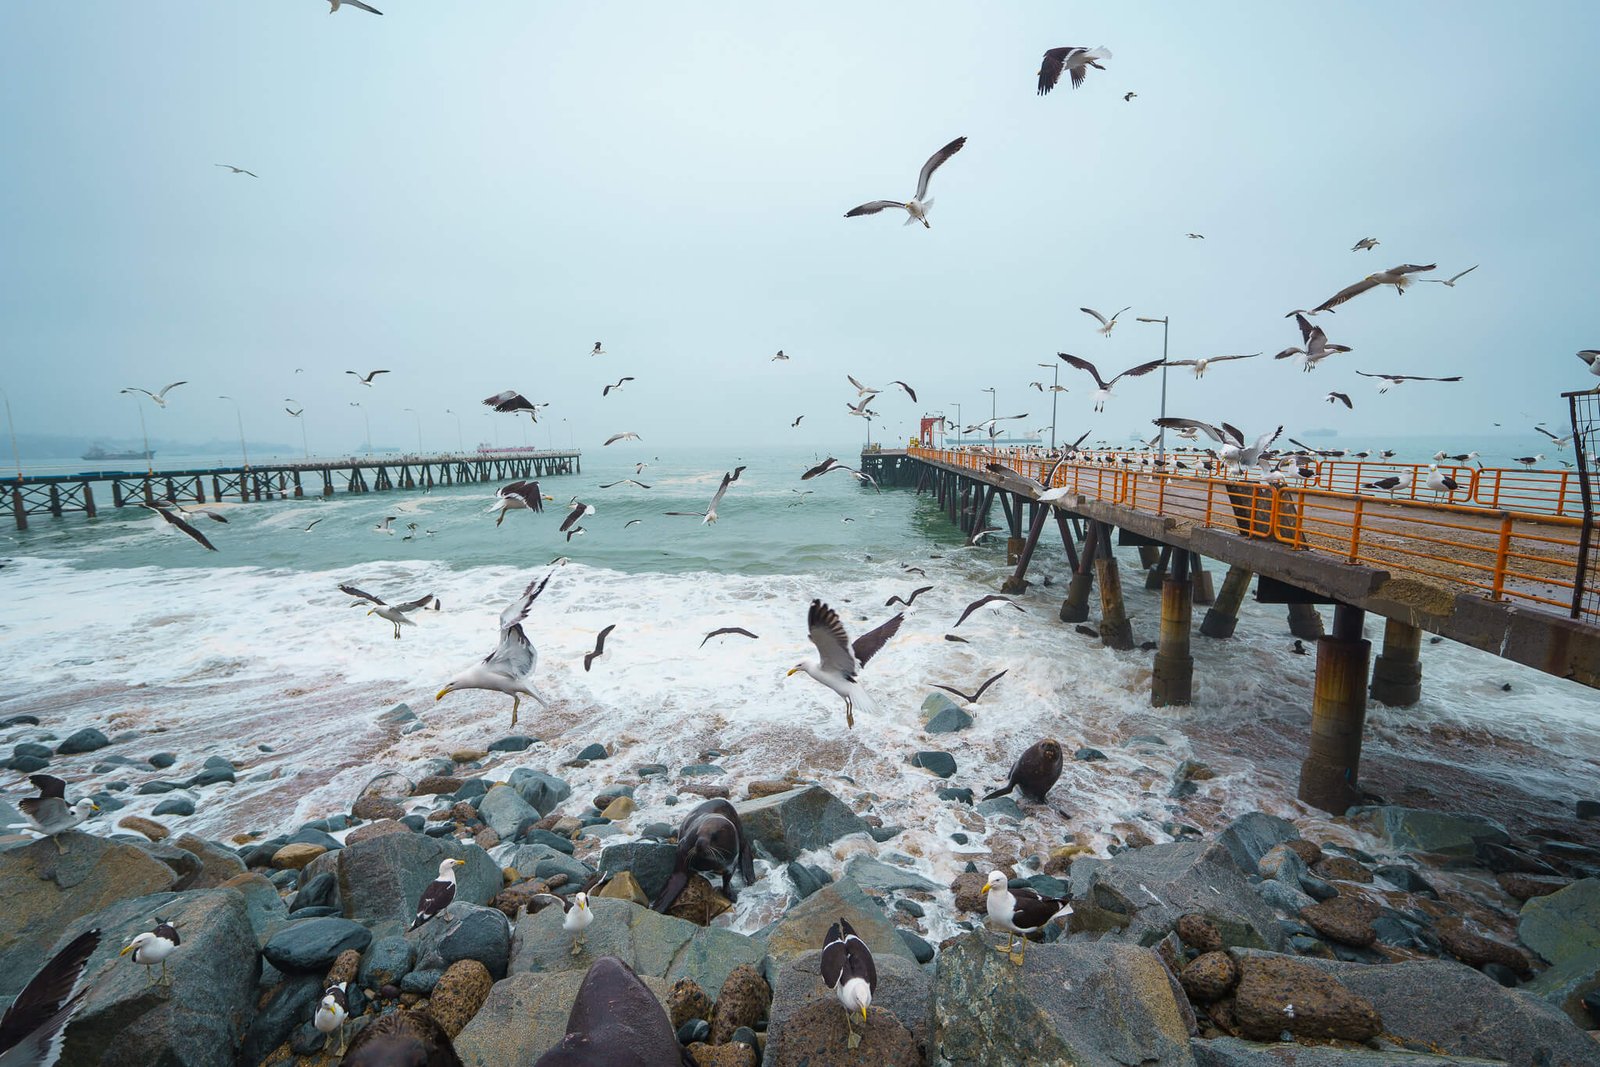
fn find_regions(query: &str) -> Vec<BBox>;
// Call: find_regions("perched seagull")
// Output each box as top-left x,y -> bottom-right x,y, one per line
772,350 -> 789,361
603,432 -> 640,446
213,164 -> 258,177
559,501 -> 595,533
1576,349 -> 1600,388
1362,472 -> 1411,498
345,369 -> 389,386
1326,392 -> 1353,409
931,668 -> 1008,706
1355,371 -> 1463,394
1165,353 -> 1260,379
528,892 -> 593,955
1535,425 -> 1573,449
1312,263 -> 1437,313
1512,454 -> 1545,470
314,983 -> 351,1057
1079,306 -> 1131,336
884,585 -> 933,608
1057,353 -> 1165,411
844,135 -> 967,229
1037,46 -> 1112,94
373,516 -> 397,535
482,390 -> 540,416
954,593 -> 1023,628
1275,314 -> 1352,373
584,625 -> 615,672
821,919 -> 877,1050
15,775 -> 98,852
788,599 -> 904,729
410,859 -> 466,930
1351,237 -> 1380,252
982,871 -> 1072,964
120,382 -> 187,407
1425,464 -> 1460,501
602,377 -> 634,397
701,626 -> 759,647
1423,264 -> 1479,287
140,502 -> 218,551
1124,91 -> 1137,101
599,478 -> 651,490
0,927 -> 101,1067
664,468 -> 739,524
339,583 -> 438,639
120,920 -> 181,987
591,341 -> 605,356
435,573 -> 554,727
488,480 -> 547,526
327,0 -> 382,13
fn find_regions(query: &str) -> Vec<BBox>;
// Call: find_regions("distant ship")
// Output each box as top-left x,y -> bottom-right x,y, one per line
82,444 -> 154,461
477,443 -> 556,454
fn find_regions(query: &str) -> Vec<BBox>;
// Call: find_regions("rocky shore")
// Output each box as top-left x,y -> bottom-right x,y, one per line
4,715 -> 1600,1066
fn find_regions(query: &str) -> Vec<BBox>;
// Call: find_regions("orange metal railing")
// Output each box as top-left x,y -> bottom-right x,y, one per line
910,446 -> 1600,621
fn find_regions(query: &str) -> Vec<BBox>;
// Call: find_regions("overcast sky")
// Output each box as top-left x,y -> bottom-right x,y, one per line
2,2 -> 1597,456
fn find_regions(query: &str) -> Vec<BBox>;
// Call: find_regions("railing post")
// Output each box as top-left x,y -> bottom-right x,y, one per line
1491,512 -> 1513,602
1348,497 -> 1364,563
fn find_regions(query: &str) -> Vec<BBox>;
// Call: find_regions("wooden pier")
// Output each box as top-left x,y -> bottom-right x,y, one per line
861,444 -> 1600,815
7,449 -> 580,530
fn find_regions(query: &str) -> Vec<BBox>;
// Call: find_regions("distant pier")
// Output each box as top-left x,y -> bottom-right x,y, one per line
7,449 -> 581,529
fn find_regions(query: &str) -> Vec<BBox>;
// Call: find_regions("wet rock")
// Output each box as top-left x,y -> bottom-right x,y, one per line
766,997 -> 919,1066
1177,914 -> 1224,953
116,815 -> 169,842
596,870 -> 649,905
1435,916 -> 1530,975
1346,805 -> 1510,859
150,796 -> 195,817
976,796 -> 1024,820
937,786 -> 974,805
501,842 -> 593,885
1257,844 -> 1307,884
345,817 -> 412,846
429,958 -> 493,1037
599,795 -> 635,820
901,930 -> 935,964
768,945 -> 932,1057
787,862 -> 833,902
6,754 -> 48,773
664,872 -> 732,926
709,963 -> 770,1045
734,785 -> 871,863
909,750 -> 956,778
480,783 -> 540,839
413,775 -> 464,795
1181,951 -> 1240,1002
1300,895 -> 1379,948
263,915 -> 372,973
1313,856 -> 1374,883
765,876 -> 918,967
1190,1037 -> 1503,1065
1496,871 -> 1569,901
508,767 -> 571,815
489,734 -> 537,752
351,795 -> 404,821
1281,839 -> 1323,867
1374,864 -> 1437,897
299,832 -> 498,936
689,1040 -> 760,1066
598,840 -> 680,901
1232,954 -> 1380,1041
0,834 -> 177,1001
669,976 -> 713,1029
452,966 -> 676,1064
681,763 -> 726,776
1212,812 -> 1299,876
843,854 -> 939,893
358,933 -> 414,989
237,973 -> 323,1065
679,1018 -> 711,1044
934,933 -> 1193,1065
951,871 -> 987,914
271,842 -> 326,870
1075,747 -> 1107,761
922,692 -> 973,734
408,900 -> 513,979
1476,841 -> 1561,875
402,967 -> 443,994
170,833 -> 248,889
1517,876 -> 1600,1025
57,727 -> 111,754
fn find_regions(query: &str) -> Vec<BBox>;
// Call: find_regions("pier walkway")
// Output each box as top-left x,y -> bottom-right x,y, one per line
7,449 -> 581,530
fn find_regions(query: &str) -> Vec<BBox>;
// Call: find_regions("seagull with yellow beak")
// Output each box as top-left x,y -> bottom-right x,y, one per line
435,573 -> 553,728
982,870 -> 1072,964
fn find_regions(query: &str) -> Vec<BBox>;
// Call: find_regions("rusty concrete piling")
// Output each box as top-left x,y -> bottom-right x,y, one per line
1199,565 -> 1253,639
1298,605 -> 1371,814
1369,618 -> 1423,707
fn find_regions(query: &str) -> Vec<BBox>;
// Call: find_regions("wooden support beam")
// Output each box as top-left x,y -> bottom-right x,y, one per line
1054,510 -> 1080,573
1002,502 -> 1051,594
1200,565 -> 1253,639
1144,544 -> 1172,591
12,487 -> 26,530
82,483 -> 96,518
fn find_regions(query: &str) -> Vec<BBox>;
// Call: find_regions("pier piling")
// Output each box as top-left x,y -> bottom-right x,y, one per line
1002,503 -> 1050,594
1152,550 -> 1194,706
1190,553 -> 1215,605
1369,618 -> 1424,707
1138,545 -> 1162,569
1061,519 -> 1099,623
1287,603 -> 1326,640
1199,565 -> 1253,638
1144,544 -> 1171,591
1298,604 -> 1372,814
1095,524 -> 1136,650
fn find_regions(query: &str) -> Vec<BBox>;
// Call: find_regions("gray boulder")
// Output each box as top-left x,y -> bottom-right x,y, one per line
170,833 -> 247,889
1069,841 -> 1286,951
767,947 -> 932,1056
843,854 -> 940,893
500,842 -> 593,886
1213,813 -> 1300,875
0,832 -> 178,1000
480,783 -> 539,839
508,767 -> 571,816
452,968 -> 674,1066
262,915 -> 372,973
300,831 -> 498,936
1345,806 -> 1510,859
359,933 -> 416,989
1517,876 -> 1600,1025
55,888 -> 259,1067
56,727 -> 111,754
235,974 -> 324,1067
934,933 -> 1195,1066
764,876 -> 917,966
734,785 -> 871,863
597,840 -> 679,901
219,871 -> 289,947
1192,1037 -> 1503,1065
408,900 -> 513,979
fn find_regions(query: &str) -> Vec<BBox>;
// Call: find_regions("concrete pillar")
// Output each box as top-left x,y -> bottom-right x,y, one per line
1370,618 -> 1423,707
1199,565 -> 1252,639
1096,525 -> 1135,651
11,487 -> 25,531
1190,554 -> 1215,605
1144,545 -> 1171,591
1138,545 -> 1162,569
1287,603 -> 1325,640
1006,537 -> 1025,566
1060,523 -> 1099,623
1298,605 -> 1372,814
1152,552 -> 1194,706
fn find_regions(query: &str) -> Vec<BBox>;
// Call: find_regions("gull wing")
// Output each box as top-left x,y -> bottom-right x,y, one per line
1252,426 -> 1284,454
1079,307 -> 1109,328
558,504 -> 590,533
890,380 -> 917,402
155,381 -> 187,400
820,922 -> 847,988
885,585 -> 933,608
851,612 -> 904,667
700,626 -> 759,648
801,457 -> 839,480
1165,359 -> 1199,368
0,927 -> 101,1064
1108,359 -> 1166,385
845,200 -> 903,218
971,669 -> 1009,702
1037,47 -> 1071,95
144,503 -> 217,551
343,0 -> 384,12
1154,418 -> 1228,444
1327,392 -> 1353,409
1057,353 -> 1109,390
500,481 -> 544,511
499,572 -> 553,633
1208,352 -> 1260,364
584,624 -> 616,671
954,594 -> 1019,628
914,136 -> 966,201
1313,276 -> 1380,313
339,583 -> 385,606
396,594 -> 436,613
807,600 -> 859,677
706,469 -> 737,514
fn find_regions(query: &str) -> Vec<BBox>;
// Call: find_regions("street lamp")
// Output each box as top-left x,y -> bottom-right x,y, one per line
117,389 -> 155,473
284,399 -> 309,459
1136,316 -> 1171,461
403,408 -> 423,454
981,387 -> 996,448
218,395 -> 250,469
563,418 -> 573,448
481,411 -> 499,449
1036,362 -> 1061,450
350,402 -> 371,455
445,409 -> 464,453
1,387 -> 22,479
950,402 -> 962,446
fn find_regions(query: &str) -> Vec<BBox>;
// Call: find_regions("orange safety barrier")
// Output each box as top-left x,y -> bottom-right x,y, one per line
910,446 -> 1600,622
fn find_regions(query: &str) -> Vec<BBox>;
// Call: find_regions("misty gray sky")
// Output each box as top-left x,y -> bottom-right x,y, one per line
2,2 -> 1597,456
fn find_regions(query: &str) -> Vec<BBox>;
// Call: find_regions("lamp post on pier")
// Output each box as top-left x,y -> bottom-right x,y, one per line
981,387 -> 996,450
445,409 -> 464,453
1,387 -> 20,479
949,402 -> 962,447
285,401 -> 309,459
403,407 -> 423,454
1136,316 -> 1171,462
1036,362 -> 1061,450
218,395 -> 250,469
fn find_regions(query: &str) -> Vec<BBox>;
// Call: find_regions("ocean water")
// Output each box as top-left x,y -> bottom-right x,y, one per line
2,440 -> 1596,940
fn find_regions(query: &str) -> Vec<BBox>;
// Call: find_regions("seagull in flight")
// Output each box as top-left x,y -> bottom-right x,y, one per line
788,599 -> 904,729
1186,233 -> 1205,240
772,350 -> 789,361
1355,371 -> 1463,393
1154,419 -> 1281,474
483,390 -> 541,416
214,164 -> 258,177
121,382 -> 187,408
436,573 -> 552,728
591,342 -> 605,356
140,502 -> 217,551
1311,263 -> 1437,313
602,377 -> 634,397
1351,237 -> 1379,252
1057,353 -> 1164,411
847,375 -> 879,398
1535,425 -> 1573,449
1164,353 -> 1260,379
340,583 -> 438,639
1275,314 -> 1351,372
844,136 -> 967,229
1036,46 -> 1112,94
665,468 -> 741,524
346,369 -> 389,386
1422,264 -> 1479,287
603,432 -> 641,446
1124,91 -> 1137,102
1326,392 -> 1353,409
1580,349 -> 1600,388
488,480 -> 547,526
327,0 -> 382,13
802,456 -> 879,492
1080,306 -> 1132,337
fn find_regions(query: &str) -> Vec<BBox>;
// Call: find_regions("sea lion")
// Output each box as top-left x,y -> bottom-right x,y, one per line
341,1007 -> 462,1067
651,798 -> 757,912
533,956 -> 693,1066
982,739 -> 1064,803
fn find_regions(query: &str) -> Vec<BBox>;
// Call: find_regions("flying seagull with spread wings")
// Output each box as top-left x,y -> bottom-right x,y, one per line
602,377 -> 634,397
483,390 -> 540,416
1274,314 -> 1352,372
346,369 -> 389,385
788,599 -> 904,728
954,594 -> 1023,628
701,626 -> 759,648
1164,353 -> 1260,379
120,382 -> 187,408
327,0 -> 382,13
1079,306 -> 1131,337
488,480 -> 547,526
1355,371 -> 1463,394
340,583 -> 438,639
844,136 -> 967,229
1326,392 -> 1353,409
1422,264 -> 1479,287
1057,354 -> 1164,411
141,502 -> 217,551
1311,263 -> 1437,313
1153,419 -> 1281,473
603,432 -> 640,446
1351,237 -> 1379,251
214,164 -> 258,177
665,468 -> 740,524
1037,46 -> 1111,94
435,573 -> 553,728
932,668 -> 1008,706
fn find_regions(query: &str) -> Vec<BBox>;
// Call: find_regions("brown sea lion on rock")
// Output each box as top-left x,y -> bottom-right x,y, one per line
982,739 -> 1063,804
652,798 -> 757,912
533,956 -> 694,1066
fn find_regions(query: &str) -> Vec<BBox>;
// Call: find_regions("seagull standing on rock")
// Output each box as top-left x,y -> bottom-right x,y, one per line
410,859 -> 466,931
16,774 -> 99,852
822,918 -> 877,1049
982,871 -> 1072,965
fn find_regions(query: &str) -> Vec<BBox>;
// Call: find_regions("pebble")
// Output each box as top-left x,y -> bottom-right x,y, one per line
677,1019 -> 710,1045
13,742 -> 52,760
899,929 -> 935,964
938,787 -> 974,805
576,742 -> 608,761
680,764 -> 726,776
117,815 -> 169,841
637,763 -> 668,776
